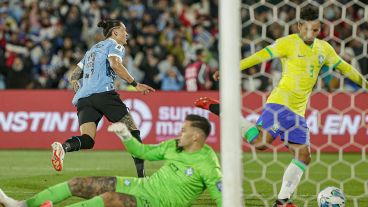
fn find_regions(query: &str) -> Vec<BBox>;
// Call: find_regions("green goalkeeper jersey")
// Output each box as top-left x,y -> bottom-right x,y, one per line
121,138 -> 222,207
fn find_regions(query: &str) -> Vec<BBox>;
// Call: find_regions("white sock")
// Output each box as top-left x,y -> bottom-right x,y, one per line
277,159 -> 306,199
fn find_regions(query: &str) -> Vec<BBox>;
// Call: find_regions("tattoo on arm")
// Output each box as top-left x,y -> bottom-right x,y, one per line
71,81 -> 80,93
119,113 -> 138,131
69,67 -> 83,92
68,177 -> 117,199
70,67 -> 83,81
101,192 -> 137,207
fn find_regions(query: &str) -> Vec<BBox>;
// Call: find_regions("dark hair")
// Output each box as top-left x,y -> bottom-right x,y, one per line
185,114 -> 211,138
97,19 -> 122,37
300,5 -> 319,21
196,49 -> 204,56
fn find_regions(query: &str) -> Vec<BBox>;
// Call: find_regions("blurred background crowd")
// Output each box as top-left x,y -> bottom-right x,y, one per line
0,0 -> 367,92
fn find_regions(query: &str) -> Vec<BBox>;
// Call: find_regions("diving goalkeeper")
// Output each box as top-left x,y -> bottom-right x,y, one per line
0,115 -> 222,207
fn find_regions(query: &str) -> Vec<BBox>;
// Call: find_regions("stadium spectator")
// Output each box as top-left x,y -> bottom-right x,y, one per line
160,67 -> 185,91
0,115 -> 222,207
185,49 -> 212,91
4,55 -> 33,89
140,50 -> 161,89
0,0 -> 220,90
0,0 -> 366,91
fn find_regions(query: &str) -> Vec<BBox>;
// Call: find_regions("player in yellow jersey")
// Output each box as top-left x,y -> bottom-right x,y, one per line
195,5 -> 367,207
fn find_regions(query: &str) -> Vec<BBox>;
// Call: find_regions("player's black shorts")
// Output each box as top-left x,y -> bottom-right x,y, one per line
76,90 -> 129,126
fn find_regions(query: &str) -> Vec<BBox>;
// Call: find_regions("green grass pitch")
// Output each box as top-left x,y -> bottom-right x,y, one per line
0,150 -> 367,206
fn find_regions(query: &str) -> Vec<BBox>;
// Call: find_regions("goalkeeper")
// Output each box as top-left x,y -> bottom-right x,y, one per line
0,115 -> 222,207
195,5 -> 367,207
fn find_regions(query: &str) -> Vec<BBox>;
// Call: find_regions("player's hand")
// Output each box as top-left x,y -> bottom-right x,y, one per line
135,83 -> 155,95
213,71 -> 220,81
70,80 -> 80,93
108,123 -> 132,141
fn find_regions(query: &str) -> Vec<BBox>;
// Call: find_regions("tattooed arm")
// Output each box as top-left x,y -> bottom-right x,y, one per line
68,177 -> 117,199
109,56 -> 155,95
69,66 -> 83,93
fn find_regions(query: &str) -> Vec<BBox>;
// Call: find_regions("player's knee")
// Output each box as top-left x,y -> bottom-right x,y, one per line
80,122 -> 97,138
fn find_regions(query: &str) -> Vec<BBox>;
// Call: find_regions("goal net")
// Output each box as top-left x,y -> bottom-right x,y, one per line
237,0 -> 368,206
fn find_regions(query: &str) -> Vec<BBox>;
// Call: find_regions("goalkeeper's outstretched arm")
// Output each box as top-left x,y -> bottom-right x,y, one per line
108,123 -> 166,161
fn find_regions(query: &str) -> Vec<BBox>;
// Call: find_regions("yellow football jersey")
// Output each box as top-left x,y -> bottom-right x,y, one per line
240,34 -> 366,117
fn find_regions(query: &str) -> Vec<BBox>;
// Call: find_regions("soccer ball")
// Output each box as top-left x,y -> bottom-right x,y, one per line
317,186 -> 346,207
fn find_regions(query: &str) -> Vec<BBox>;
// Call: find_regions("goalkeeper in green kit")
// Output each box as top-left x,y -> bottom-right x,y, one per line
0,115 -> 222,207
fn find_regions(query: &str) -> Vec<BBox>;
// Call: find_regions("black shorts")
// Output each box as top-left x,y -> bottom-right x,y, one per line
76,90 -> 129,126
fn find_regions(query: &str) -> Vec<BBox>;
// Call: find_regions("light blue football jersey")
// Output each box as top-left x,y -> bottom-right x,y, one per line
72,38 -> 125,106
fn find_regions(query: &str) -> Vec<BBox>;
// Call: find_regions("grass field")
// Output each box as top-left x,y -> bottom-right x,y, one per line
0,150 -> 367,206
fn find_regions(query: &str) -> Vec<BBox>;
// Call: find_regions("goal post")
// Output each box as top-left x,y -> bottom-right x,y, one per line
219,0 -> 243,206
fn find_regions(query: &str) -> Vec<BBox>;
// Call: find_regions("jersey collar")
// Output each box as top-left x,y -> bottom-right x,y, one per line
108,38 -> 119,45
297,33 -> 315,49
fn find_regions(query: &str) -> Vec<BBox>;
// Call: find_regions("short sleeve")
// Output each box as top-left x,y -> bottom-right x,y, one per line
324,41 -> 342,68
77,56 -> 85,68
265,37 -> 289,58
108,43 -> 125,63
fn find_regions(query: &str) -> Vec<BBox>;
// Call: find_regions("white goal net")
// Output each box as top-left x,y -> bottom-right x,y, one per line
238,0 -> 368,206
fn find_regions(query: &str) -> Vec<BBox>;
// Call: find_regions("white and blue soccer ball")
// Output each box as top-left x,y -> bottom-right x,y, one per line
317,186 -> 346,207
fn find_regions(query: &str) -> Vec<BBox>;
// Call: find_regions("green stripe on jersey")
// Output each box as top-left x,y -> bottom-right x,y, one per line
265,47 -> 273,58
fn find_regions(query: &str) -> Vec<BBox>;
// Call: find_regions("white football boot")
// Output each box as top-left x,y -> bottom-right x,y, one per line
51,142 -> 65,171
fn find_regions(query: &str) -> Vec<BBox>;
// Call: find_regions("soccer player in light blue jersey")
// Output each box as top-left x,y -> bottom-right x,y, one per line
51,19 -> 155,177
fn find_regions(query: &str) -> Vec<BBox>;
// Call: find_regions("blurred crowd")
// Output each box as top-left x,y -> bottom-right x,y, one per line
242,0 -> 368,92
0,0 -> 219,91
0,0 -> 367,92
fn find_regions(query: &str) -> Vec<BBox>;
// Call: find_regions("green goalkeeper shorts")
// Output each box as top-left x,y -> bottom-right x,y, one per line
115,176 -> 158,207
